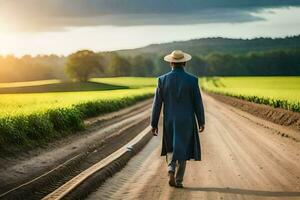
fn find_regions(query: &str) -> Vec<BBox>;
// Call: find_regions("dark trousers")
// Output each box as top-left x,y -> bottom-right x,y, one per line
166,152 -> 186,184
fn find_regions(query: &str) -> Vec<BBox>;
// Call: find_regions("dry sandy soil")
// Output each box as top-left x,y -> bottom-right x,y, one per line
87,93 -> 300,200
207,92 -> 300,134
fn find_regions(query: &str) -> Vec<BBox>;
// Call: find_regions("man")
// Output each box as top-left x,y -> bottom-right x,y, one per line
151,50 -> 205,188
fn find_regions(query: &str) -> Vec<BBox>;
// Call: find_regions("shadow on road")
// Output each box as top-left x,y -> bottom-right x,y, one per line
183,187 -> 300,197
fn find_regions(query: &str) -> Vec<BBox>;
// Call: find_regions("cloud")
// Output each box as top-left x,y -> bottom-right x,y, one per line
1,0 -> 300,32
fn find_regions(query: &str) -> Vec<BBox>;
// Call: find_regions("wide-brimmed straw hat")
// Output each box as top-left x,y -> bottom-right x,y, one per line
164,50 -> 192,63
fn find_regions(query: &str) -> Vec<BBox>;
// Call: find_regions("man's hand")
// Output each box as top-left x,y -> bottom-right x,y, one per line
151,127 -> 158,136
199,125 -> 205,133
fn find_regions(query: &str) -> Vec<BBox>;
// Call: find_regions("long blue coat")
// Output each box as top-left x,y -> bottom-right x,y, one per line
151,67 -> 205,161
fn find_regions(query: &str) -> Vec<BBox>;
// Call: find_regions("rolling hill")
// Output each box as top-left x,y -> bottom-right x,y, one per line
117,35 -> 300,56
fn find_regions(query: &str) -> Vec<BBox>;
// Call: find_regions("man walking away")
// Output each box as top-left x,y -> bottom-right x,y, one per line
151,50 -> 205,188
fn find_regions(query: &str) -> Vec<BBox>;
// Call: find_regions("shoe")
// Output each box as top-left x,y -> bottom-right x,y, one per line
168,171 -> 176,187
175,183 -> 183,188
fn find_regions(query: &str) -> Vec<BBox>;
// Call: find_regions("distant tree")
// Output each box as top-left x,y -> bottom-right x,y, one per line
107,53 -> 131,76
186,55 -> 207,76
130,55 -> 154,76
65,50 -> 101,82
153,55 -> 169,76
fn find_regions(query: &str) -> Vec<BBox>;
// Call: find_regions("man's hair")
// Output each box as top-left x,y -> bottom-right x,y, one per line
171,62 -> 186,67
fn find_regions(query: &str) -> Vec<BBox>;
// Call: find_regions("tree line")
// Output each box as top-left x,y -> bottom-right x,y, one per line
0,55 -> 66,82
65,48 -> 300,81
0,48 -> 300,82
187,49 -> 300,76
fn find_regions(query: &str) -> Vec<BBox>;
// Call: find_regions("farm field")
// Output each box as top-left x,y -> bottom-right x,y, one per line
201,76 -> 300,112
0,80 -> 128,94
0,79 -> 61,88
0,77 -> 156,154
0,77 -> 156,117
91,77 -> 156,88
0,87 -> 154,117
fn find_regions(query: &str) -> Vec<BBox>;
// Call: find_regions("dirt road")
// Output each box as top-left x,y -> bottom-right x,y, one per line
0,99 -> 152,197
87,94 -> 300,200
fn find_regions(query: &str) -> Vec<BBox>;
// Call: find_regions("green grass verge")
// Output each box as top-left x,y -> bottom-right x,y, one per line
201,76 -> 300,112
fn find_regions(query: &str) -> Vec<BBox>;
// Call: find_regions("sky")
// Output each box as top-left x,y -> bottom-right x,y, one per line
0,0 -> 300,56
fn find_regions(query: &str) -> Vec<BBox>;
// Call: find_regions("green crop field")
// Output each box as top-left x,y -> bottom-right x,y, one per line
0,77 -> 156,154
201,76 -> 300,112
91,77 -> 157,88
0,87 -> 154,117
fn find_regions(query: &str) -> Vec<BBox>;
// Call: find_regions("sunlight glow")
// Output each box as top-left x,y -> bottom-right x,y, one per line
0,7 -> 299,56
